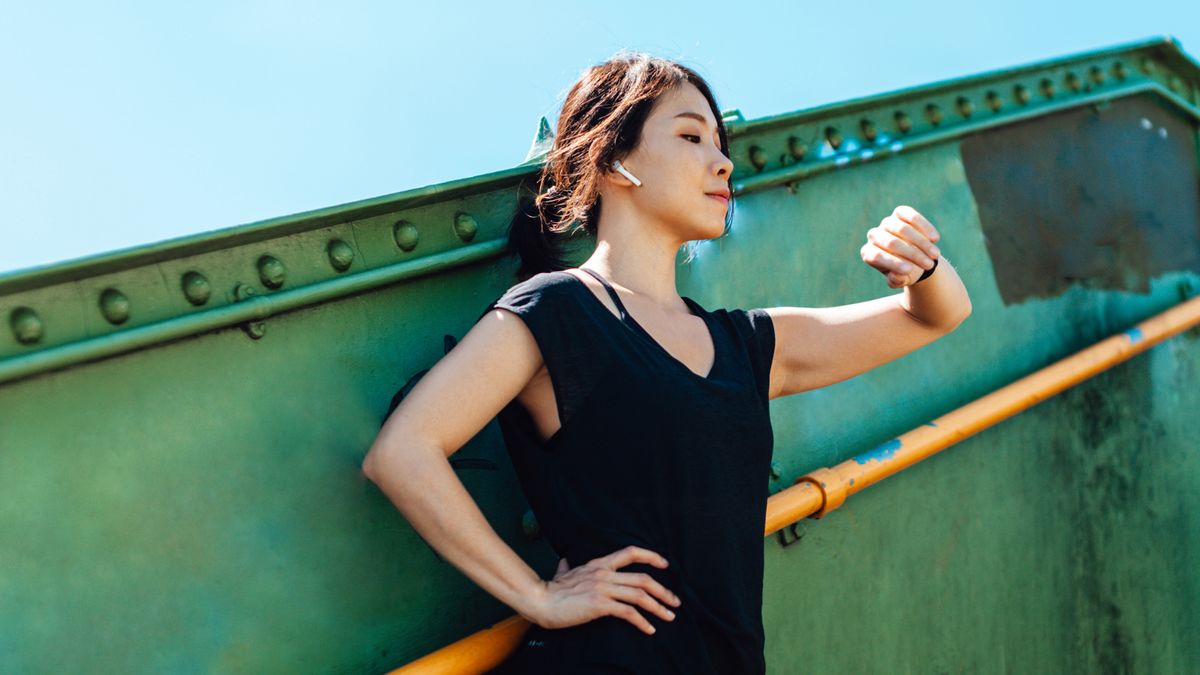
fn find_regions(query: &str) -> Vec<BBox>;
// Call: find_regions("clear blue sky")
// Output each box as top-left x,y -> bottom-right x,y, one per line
1,0 -> 1196,275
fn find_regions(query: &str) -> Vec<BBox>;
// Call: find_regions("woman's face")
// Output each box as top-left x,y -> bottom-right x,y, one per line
611,82 -> 734,244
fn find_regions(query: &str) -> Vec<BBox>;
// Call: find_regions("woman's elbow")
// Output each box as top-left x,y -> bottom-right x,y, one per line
362,438 -> 402,484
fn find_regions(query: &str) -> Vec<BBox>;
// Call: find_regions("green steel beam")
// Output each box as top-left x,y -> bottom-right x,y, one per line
2,35 -> 1197,388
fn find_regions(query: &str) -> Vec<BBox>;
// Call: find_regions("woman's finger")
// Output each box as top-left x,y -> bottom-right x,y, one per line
879,216 -> 939,262
870,227 -> 936,270
892,205 -> 940,244
599,598 -> 658,635
603,545 -> 669,571
609,571 -> 682,608
862,243 -> 917,276
604,582 -> 677,623
886,271 -> 911,288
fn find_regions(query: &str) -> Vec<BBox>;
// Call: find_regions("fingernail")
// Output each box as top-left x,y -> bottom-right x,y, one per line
901,263 -> 911,272
649,626 -> 657,634
667,610 -> 675,619
932,247 -> 941,257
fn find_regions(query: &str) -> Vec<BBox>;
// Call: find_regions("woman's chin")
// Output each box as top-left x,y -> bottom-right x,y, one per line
701,221 -> 727,240
675,220 -> 727,245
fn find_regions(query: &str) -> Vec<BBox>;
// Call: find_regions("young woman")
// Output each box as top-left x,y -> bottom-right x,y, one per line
363,51 -> 971,674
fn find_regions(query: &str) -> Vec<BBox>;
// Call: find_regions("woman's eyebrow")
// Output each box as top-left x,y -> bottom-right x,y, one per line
674,111 -> 710,126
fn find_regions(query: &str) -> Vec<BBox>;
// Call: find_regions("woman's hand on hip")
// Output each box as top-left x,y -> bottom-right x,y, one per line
524,545 -> 682,635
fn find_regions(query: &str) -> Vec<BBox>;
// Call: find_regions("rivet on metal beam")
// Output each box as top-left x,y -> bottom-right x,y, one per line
1139,57 -> 1156,75
393,220 -> 419,252
1064,72 -> 1081,93
924,103 -> 942,126
985,90 -> 1003,112
229,283 -> 266,340
1111,60 -> 1127,81
256,255 -> 286,290
748,145 -> 768,171
231,281 -> 258,302
1089,65 -> 1105,85
893,110 -> 912,134
824,127 -> 843,150
955,96 -> 973,118
181,271 -> 211,306
327,239 -> 355,272
787,137 -> 808,161
1039,78 -> 1055,99
1168,75 -> 1183,93
9,307 -> 43,345
99,288 -> 131,325
859,119 -> 877,143
453,212 -> 478,243
1013,84 -> 1031,105
231,283 -> 257,303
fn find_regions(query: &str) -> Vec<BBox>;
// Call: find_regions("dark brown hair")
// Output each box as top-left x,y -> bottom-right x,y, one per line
507,50 -> 735,281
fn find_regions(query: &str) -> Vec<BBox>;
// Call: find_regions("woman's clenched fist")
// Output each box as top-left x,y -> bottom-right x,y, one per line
861,205 -> 942,288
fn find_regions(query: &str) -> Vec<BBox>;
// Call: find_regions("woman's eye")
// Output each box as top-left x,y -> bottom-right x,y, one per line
683,134 -> 701,143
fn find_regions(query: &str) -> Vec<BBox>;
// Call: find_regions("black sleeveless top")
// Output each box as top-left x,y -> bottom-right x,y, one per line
479,269 -> 775,675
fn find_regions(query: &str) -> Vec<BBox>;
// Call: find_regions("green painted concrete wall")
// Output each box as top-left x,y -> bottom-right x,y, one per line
1,37 -> 1198,674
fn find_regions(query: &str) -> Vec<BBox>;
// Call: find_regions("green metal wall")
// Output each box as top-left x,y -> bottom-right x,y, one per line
1,36 -> 1198,673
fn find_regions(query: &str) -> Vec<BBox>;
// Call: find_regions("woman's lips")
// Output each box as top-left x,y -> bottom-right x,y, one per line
706,194 -> 729,205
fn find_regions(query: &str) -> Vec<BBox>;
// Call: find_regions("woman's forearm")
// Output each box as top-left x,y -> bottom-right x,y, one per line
900,255 -> 972,328
362,443 -> 547,623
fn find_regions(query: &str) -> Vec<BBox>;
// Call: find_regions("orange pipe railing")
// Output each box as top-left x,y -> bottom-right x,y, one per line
392,291 -> 1200,674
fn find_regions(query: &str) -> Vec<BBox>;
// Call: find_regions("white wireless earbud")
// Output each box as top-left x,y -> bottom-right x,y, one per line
612,160 -> 643,187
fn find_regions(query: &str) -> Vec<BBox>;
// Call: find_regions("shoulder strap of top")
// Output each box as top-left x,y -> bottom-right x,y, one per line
576,267 -> 631,321
480,271 -> 614,440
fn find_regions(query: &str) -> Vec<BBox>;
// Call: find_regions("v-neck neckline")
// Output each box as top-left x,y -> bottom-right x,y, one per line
560,268 -> 722,382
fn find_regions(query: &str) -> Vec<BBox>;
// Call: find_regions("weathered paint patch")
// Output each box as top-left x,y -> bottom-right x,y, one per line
1124,327 -> 1144,344
854,438 -> 903,465
960,94 -> 1200,305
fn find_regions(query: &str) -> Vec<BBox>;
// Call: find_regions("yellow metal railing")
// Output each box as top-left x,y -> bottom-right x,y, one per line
392,291 -> 1200,674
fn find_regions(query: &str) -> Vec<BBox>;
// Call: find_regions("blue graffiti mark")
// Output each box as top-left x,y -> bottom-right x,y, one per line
854,438 -> 902,465
1124,327 -> 1144,344
860,149 -> 875,161
848,478 -> 855,486
835,156 -> 850,167
890,141 -> 904,153
926,421 -> 938,427
843,139 -> 861,153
